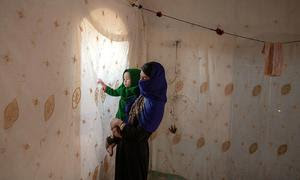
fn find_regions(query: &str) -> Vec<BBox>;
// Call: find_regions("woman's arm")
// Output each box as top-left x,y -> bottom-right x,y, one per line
111,119 -> 150,141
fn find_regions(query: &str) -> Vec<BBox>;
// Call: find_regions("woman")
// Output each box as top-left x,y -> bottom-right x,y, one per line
111,61 -> 167,180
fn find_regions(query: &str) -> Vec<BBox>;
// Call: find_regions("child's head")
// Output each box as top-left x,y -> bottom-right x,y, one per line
123,71 -> 131,88
123,69 -> 141,88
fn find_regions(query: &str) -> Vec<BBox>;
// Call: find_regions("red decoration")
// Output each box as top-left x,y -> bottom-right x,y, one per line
156,11 -> 162,17
216,28 -> 224,35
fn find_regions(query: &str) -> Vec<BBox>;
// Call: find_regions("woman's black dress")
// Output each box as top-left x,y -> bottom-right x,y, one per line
115,125 -> 151,180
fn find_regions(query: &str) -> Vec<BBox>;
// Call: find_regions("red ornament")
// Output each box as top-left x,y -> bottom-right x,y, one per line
156,11 -> 162,17
216,28 -> 224,35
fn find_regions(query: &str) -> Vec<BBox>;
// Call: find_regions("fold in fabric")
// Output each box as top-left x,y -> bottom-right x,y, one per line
262,42 -> 283,76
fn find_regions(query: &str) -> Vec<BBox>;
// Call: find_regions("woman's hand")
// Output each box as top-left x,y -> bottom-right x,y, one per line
112,127 -> 122,138
110,118 -> 123,129
97,79 -> 107,91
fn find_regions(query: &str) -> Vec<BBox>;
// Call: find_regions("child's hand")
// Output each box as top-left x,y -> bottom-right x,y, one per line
97,78 -> 104,85
97,79 -> 107,91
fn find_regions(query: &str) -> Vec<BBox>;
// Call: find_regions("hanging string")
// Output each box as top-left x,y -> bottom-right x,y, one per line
131,3 -> 300,45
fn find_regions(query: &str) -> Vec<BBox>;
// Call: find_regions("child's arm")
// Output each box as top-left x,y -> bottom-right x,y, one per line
105,84 -> 124,97
97,79 -> 123,97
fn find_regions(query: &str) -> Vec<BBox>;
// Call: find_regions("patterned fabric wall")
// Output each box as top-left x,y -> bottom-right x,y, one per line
0,0 -> 144,179
143,0 -> 300,179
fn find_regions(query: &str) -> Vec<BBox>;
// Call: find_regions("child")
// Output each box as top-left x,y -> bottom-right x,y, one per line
97,68 -> 141,156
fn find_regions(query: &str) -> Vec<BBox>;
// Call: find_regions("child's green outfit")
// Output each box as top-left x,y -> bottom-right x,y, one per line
105,68 -> 141,121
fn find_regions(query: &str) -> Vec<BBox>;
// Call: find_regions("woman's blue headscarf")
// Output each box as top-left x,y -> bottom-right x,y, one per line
139,62 -> 167,102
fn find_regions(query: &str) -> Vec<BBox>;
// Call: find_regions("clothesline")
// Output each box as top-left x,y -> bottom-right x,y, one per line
131,3 -> 300,45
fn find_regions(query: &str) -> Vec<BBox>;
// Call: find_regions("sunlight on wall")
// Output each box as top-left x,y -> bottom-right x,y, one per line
79,17 -> 129,179
89,8 -> 128,41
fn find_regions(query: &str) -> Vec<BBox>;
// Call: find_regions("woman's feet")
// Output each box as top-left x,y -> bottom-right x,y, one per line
106,144 -> 114,156
106,136 -> 113,156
